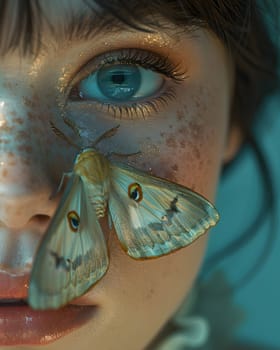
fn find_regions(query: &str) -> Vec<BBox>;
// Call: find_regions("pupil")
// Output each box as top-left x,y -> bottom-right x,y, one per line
112,73 -> 125,84
97,65 -> 141,101
71,218 -> 79,228
131,189 -> 139,200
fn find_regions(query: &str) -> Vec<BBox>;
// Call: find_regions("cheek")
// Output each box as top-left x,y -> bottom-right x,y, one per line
135,121 -> 218,196
123,94 -> 227,199
108,233 -> 208,307
82,229 -> 208,348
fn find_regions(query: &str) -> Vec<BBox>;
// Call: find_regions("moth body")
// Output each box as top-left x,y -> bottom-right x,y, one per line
74,148 -> 111,218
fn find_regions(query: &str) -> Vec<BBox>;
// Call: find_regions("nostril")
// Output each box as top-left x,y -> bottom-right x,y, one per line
30,214 -> 51,228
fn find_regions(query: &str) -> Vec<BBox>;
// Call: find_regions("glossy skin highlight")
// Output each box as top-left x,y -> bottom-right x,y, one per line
0,1 -> 238,349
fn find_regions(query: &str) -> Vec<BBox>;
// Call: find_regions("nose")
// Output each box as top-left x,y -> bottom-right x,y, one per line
0,95 -> 57,230
0,158 -> 55,229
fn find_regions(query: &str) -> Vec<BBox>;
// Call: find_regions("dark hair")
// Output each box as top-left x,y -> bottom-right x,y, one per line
0,0 -> 279,282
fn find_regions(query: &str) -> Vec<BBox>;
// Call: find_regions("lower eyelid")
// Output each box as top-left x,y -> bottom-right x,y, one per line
67,84 -> 177,121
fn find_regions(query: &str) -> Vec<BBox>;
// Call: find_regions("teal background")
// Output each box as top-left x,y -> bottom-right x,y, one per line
200,93 -> 280,347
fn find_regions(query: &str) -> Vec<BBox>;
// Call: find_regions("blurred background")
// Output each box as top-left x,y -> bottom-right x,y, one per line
199,91 -> 280,349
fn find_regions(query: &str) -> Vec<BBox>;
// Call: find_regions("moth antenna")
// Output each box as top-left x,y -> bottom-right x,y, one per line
50,121 -> 80,150
49,172 -> 72,199
63,116 -> 83,138
92,124 -> 120,147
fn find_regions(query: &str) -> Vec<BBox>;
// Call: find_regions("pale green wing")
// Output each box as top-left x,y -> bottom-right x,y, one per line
28,174 -> 109,310
109,163 -> 219,259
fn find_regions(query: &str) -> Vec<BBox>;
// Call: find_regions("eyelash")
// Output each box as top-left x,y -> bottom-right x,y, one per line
69,48 -> 187,119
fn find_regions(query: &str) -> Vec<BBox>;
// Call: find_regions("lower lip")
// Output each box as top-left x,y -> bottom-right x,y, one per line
0,304 -> 97,346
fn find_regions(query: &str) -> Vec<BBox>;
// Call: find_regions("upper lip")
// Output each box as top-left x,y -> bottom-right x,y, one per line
0,270 -> 95,306
0,226 -> 46,302
0,270 -> 29,300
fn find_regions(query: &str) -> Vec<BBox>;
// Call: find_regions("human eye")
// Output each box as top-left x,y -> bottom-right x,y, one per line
68,48 -> 187,120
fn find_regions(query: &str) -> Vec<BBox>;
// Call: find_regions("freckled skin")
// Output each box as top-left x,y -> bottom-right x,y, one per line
176,109 -> 185,121
0,2 -> 237,349
0,168 -> 8,178
122,104 -> 217,193
171,164 -> 178,172
165,135 -> 177,148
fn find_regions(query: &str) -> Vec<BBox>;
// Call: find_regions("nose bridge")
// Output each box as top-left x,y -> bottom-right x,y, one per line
0,81 -> 55,227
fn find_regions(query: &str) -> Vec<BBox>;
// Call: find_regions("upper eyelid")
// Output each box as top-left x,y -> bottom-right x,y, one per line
63,48 -> 187,96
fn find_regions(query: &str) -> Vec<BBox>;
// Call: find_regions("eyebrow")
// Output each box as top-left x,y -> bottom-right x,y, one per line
60,12 -> 143,41
0,1 -> 199,56
57,10 -> 184,44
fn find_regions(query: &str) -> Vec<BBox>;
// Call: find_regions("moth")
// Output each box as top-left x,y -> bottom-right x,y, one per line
28,125 -> 219,310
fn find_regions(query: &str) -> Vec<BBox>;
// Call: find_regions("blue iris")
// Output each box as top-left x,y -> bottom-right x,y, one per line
79,64 -> 163,102
97,65 -> 141,101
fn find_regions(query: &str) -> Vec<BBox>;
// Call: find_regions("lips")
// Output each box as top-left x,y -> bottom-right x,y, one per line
0,303 -> 97,346
0,270 -> 29,299
0,271 -> 97,346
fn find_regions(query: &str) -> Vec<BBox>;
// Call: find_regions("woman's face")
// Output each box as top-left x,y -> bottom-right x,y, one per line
0,1 -> 235,349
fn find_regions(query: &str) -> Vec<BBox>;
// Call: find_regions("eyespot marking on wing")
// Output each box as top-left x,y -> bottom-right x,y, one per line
128,183 -> 143,202
67,210 -> 80,232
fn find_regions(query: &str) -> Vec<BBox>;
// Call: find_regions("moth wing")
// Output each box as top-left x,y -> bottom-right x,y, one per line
109,163 -> 219,259
28,174 -> 109,309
